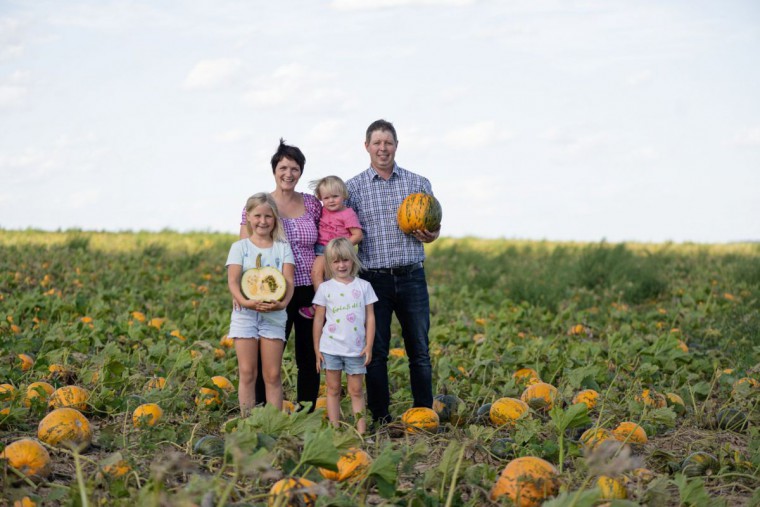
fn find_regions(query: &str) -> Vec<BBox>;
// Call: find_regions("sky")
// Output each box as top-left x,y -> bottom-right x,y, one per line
1,0 -> 759,243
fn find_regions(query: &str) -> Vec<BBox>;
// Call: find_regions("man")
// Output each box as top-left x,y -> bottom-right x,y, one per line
346,119 -> 440,425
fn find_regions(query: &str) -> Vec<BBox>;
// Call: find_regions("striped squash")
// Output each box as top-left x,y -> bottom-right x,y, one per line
397,193 -> 442,234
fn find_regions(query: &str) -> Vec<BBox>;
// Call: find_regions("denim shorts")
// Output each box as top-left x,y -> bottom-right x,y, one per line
314,244 -> 326,256
321,352 -> 366,374
229,308 -> 286,341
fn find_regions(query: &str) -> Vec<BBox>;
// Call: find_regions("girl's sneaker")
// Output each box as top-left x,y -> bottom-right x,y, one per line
299,305 -> 315,319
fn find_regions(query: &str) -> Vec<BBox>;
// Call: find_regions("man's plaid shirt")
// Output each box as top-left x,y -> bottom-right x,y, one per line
346,164 -> 434,270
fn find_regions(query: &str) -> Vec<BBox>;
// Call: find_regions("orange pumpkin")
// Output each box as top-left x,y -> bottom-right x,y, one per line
580,428 -> 614,451
396,193 -> 442,234
38,407 -> 92,449
490,456 -> 560,506
665,392 -> 686,415
23,382 -> 55,408
512,368 -> 541,387
17,353 -> 34,371
49,386 -> 90,411
99,453 -> 131,478
597,476 -> 627,499
145,377 -> 166,390
219,335 -> 234,349
133,403 -> 163,428
195,387 -> 222,409
612,422 -> 647,444
571,389 -> 599,410
636,388 -> 666,408
211,375 -> 234,392
47,364 -> 74,381
318,448 -> 372,482
489,397 -> 529,427
13,497 -> 37,507
0,383 -> 17,401
389,347 -> 406,358
282,400 -> 296,415
0,438 -> 51,480
401,407 -> 440,434
520,382 -> 559,411
268,477 -> 317,507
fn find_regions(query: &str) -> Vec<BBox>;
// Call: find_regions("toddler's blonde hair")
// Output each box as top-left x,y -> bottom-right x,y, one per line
310,175 -> 348,200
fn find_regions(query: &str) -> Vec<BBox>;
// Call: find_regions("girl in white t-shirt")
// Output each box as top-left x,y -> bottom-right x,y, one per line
227,193 -> 295,414
312,238 -> 377,434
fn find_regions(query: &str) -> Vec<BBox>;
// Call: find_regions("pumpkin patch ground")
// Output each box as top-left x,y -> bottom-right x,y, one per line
0,231 -> 758,506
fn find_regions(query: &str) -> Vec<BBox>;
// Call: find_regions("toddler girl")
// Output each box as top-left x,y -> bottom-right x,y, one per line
299,175 -> 362,319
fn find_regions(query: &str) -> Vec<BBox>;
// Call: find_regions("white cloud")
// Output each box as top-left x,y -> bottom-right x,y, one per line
214,129 -> 254,143
331,0 -> 475,11
0,84 -> 27,108
438,86 -> 469,103
306,120 -> 345,144
443,121 -> 513,149
729,127 -> 760,147
67,189 -> 101,209
542,127 -> 610,155
627,69 -> 653,86
242,63 -> 351,111
629,146 -> 658,160
183,58 -> 243,90
0,17 -> 24,61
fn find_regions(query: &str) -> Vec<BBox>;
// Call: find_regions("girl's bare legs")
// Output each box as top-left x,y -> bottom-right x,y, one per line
259,337 -> 285,410
325,369 -> 343,427
347,373 -> 366,434
234,338 -> 259,416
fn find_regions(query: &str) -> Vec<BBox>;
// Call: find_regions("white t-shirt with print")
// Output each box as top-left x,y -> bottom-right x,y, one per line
226,238 -> 294,327
313,277 -> 378,357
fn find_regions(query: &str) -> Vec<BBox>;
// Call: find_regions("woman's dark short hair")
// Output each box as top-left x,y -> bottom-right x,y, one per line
270,138 -> 305,173
365,119 -> 397,144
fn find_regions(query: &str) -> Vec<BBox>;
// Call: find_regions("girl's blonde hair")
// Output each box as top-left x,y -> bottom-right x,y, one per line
244,192 -> 287,242
310,175 -> 348,200
324,237 -> 362,278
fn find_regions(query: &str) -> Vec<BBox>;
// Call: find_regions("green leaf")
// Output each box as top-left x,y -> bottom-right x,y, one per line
671,473 -> 723,507
367,444 -> 401,499
549,402 -> 591,432
565,365 -> 601,389
299,428 -> 339,470
643,406 -> 677,429
542,489 -> 599,507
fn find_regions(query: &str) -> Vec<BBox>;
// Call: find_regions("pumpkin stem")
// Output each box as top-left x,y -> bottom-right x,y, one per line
255,253 -> 262,269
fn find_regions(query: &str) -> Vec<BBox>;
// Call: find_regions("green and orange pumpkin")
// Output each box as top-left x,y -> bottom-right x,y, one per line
268,477 -> 317,507
318,448 -> 371,482
520,382 -> 559,412
397,193 -> 442,234
401,407 -> 440,434
489,397 -> 529,427
38,407 -> 92,450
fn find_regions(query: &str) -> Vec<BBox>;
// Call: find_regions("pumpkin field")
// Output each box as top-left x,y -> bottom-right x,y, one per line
1,230 -> 759,507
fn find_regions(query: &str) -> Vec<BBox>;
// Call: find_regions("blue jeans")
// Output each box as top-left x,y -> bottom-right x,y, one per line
361,267 -> 433,423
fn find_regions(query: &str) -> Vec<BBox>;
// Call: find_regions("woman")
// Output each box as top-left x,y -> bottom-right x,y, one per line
239,139 -> 321,410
